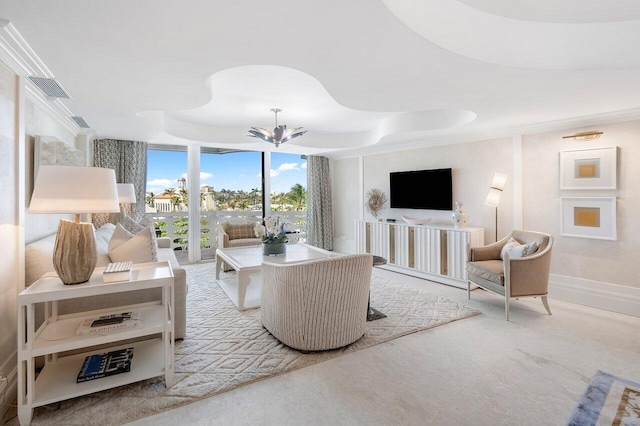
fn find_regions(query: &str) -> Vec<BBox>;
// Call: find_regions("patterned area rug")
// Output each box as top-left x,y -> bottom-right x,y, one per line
14,262 -> 480,425
567,370 -> 640,425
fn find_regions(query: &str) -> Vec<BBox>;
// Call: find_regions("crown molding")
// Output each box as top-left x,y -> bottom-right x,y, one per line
327,107 -> 640,160
0,19 -> 80,136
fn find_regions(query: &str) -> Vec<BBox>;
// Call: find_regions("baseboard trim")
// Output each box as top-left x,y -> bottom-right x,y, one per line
549,274 -> 640,318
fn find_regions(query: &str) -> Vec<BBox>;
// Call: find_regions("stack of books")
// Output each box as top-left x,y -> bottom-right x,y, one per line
77,347 -> 134,383
76,311 -> 140,336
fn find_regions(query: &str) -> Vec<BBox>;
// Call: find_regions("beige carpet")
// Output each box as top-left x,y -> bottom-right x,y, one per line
12,262 -> 480,425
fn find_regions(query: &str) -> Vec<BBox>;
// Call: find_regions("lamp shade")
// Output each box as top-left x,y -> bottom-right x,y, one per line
29,166 -> 119,214
490,172 -> 508,191
485,187 -> 502,207
117,183 -> 137,203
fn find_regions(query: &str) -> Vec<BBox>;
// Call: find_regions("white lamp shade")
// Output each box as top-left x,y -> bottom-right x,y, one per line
490,172 -> 508,190
485,187 -> 502,207
117,183 -> 137,203
29,166 -> 120,214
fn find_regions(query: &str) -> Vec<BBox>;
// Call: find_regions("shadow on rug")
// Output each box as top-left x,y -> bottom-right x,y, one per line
15,264 -> 480,425
567,370 -> 640,426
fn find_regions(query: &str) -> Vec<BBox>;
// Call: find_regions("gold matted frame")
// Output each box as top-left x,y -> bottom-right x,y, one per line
559,147 -> 617,190
561,197 -> 616,240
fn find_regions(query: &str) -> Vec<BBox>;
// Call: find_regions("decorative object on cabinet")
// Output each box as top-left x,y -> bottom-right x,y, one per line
561,197 -> 617,240
451,202 -> 469,228
485,172 -> 508,242
401,215 -> 431,225
467,230 -> 553,321
29,166 -> 120,285
366,188 -> 387,219
560,147 -> 617,190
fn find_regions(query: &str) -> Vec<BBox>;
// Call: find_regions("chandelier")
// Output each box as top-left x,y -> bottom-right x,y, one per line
248,108 -> 306,148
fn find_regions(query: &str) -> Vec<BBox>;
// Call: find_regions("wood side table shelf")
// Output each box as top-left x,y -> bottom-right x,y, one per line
17,261 -> 175,425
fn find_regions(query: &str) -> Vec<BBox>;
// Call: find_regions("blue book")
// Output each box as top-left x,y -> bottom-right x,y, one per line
76,348 -> 134,383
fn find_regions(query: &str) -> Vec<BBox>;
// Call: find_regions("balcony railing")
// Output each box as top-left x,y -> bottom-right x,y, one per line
144,210 -> 307,259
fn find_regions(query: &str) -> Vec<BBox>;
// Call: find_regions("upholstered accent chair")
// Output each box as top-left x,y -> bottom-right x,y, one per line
217,221 -> 263,271
261,253 -> 373,351
467,230 -> 553,320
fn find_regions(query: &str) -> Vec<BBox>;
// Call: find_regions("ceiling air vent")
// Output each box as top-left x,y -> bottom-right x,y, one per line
71,116 -> 90,128
28,76 -> 71,99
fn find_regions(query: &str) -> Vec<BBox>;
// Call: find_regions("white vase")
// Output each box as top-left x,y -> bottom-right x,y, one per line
451,202 -> 468,228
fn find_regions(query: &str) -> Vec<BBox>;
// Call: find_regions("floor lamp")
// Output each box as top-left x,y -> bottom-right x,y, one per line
485,172 -> 508,242
29,166 -> 120,284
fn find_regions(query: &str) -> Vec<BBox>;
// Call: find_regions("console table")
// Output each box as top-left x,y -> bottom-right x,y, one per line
356,220 -> 484,289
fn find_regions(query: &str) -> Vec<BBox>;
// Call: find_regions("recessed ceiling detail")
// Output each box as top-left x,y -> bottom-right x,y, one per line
141,65 -> 476,149
382,0 -> 640,70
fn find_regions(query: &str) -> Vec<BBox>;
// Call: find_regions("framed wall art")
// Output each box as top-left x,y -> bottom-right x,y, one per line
559,146 -> 617,190
34,135 -> 86,180
561,197 -> 617,240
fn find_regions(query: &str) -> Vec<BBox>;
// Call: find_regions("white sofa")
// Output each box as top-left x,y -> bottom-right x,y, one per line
25,223 -> 187,339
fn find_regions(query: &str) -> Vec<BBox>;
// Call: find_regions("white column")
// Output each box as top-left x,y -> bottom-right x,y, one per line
263,152 -> 271,219
187,144 -> 201,262
358,156 -> 364,220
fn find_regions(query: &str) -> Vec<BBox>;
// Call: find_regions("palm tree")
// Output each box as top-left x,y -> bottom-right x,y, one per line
287,183 -> 307,211
238,200 -> 249,210
179,188 -> 188,208
146,192 -> 155,206
250,187 -> 260,206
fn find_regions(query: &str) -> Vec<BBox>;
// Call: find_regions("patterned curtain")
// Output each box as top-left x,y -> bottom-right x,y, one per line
306,156 -> 333,250
93,139 -> 147,227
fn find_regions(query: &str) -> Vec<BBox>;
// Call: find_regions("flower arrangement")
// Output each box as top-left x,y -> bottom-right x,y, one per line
257,216 -> 289,244
366,188 -> 387,218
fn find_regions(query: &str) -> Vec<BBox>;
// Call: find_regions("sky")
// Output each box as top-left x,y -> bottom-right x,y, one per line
146,150 -> 307,195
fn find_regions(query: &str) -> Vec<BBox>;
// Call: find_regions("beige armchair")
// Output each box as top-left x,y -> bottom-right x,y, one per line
467,230 -> 553,320
261,254 -> 373,351
217,221 -> 263,271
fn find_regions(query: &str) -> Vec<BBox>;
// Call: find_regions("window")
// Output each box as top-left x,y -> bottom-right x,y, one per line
200,151 -> 262,212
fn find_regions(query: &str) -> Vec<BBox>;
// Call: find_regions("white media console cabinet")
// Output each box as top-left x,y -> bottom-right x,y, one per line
355,220 -> 484,288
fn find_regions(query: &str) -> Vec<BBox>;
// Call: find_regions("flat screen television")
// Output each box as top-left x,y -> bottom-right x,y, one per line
390,168 -> 453,210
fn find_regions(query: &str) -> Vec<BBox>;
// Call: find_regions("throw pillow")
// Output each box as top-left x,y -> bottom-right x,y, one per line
121,216 -> 145,234
109,223 -> 158,264
500,238 -> 522,260
500,238 -> 539,259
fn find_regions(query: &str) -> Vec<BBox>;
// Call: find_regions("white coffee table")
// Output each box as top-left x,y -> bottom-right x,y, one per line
215,243 -> 336,311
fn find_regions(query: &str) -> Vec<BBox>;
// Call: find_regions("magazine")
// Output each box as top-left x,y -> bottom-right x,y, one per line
77,347 -> 134,383
76,311 -> 141,336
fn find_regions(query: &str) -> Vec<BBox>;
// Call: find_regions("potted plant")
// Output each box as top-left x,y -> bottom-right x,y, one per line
257,216 -> 289,256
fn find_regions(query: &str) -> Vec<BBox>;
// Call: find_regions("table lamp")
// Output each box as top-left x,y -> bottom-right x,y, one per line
485,172 -> 508,242
29,166 -> 119,285
117,183 -> 137,219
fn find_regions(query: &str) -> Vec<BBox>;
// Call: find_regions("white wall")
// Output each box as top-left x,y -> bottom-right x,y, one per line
523,121 -> 640,288
0,59 -> 21,419
24,99 -> 79,243
332,156 -> 360,253
333,136 -> 515,250
333,120 -> 640,316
